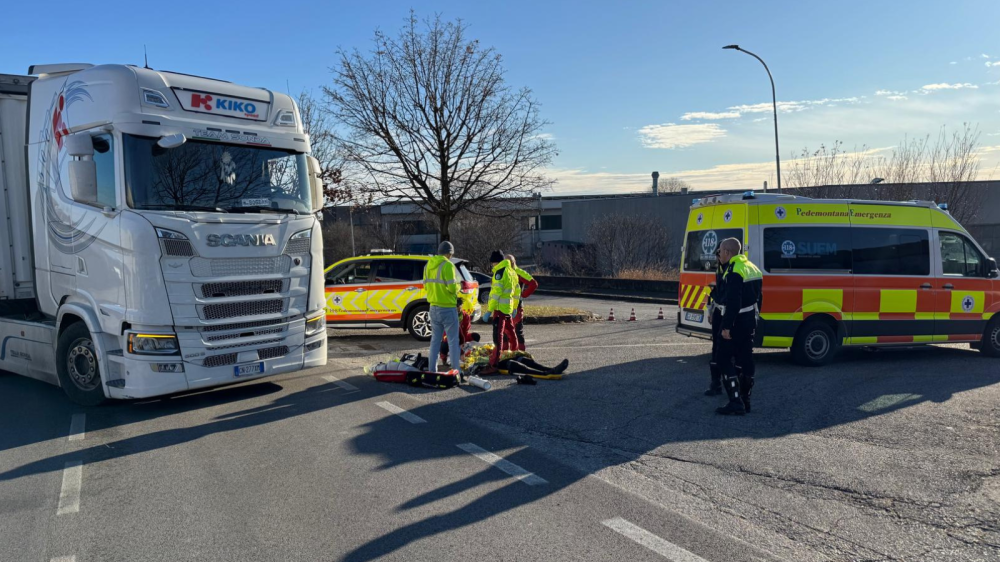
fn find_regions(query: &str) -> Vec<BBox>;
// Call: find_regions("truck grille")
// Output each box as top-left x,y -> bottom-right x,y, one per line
199,280 -> 285,299
202,299 -> 285,320
209,338 -> 283,351
201,318 -> 286,333
202,344 -> 290,368
190,256 -> 291,278
283,237 -> 311,254
162,239 -> 195,257
206,326 -> 285,343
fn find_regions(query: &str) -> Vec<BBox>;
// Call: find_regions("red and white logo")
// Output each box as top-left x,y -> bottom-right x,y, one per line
191,93 -> 213,111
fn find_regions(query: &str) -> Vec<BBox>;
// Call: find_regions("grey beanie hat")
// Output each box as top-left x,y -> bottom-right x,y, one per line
438,241 -> 455,255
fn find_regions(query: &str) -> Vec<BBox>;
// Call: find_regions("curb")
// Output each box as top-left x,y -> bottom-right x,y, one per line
535,289 -> 678,306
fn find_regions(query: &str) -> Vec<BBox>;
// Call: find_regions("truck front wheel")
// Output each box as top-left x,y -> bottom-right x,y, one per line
56,322 -> 107,406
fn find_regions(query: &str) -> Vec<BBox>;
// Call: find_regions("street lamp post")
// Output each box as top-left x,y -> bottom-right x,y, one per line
723,45 -> 781,193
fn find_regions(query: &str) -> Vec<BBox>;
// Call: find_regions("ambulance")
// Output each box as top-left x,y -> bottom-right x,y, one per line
677,192 -> 1000,365
324,252 -> 480,341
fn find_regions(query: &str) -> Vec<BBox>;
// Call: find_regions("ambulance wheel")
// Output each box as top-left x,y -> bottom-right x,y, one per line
407,305 -> 432,341
56,322 -> 107,406
791,319 -> 838,367
980,317 -> 1000,358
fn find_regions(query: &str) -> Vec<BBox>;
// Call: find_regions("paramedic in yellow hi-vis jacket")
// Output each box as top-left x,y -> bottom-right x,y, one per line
424,242 -> 462,373
715,238 -> 764,416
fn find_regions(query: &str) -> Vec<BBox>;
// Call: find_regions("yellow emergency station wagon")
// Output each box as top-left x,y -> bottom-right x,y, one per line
324,252 -> 481,340
677,192 -> 1000,365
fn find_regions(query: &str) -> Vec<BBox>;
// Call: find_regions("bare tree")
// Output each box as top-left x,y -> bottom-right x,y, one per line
585,214 -> 673,277
450,211 -> 525,272
659,177 -> 690,193
324,12 -> 556,241
297,91 -> 359,205
785,124 -> 986,224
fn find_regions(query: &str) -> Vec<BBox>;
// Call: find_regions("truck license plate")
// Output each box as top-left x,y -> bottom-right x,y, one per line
684,311 -> 704,323
234,362 -> 265,377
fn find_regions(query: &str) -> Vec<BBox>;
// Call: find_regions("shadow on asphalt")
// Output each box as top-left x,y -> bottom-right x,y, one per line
1,341 -> 998,561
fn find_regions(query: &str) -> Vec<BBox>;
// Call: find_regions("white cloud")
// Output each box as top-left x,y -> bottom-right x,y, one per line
920,82 -> 979,92
887,95 -> 908,101
982,54 -> 992,59
752,117 -> 769,123
533,133 -> 556,141
637,123 -> 726,149
728,97 -> 860,114
950,61 -> 957,65
987,61 -> 1000,68
679,111 -> 741,121
876,90 -> 906,96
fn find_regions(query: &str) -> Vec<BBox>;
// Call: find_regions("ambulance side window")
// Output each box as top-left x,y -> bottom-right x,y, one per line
940,233 -> 985,277
852,228 -> 929,276
763,227 -> 853,272
326,261 -> 372,285
372,260 -> 421,283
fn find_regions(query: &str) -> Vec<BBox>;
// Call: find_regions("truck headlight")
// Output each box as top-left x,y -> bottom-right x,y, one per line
305,314 -> 326,336
128,333 -> 180,355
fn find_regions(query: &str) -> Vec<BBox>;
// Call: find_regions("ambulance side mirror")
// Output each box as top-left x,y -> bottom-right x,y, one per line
988,258 -> 999,279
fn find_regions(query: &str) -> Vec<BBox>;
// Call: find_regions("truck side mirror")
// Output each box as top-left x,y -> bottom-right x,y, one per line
69,160 -> 98,204
64,133 -> 94,158
306,155 -> 324,213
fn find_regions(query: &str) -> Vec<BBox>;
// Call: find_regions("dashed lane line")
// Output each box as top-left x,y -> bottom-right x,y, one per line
602,517 -> 709,562
456,443 -> 548,486
322,375 -> 360,393
376,401 -> 427,424
57,461 -> 83,515
68,414 -> 85,442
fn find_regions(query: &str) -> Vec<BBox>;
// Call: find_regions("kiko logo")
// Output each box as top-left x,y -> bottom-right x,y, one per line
206,233 -> 277,247
191,94 -> 213,111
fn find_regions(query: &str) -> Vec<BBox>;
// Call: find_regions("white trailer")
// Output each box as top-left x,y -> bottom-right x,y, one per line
0,64 -> 327,405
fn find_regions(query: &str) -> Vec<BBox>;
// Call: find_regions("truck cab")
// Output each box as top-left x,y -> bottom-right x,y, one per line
0,64 -> 327,404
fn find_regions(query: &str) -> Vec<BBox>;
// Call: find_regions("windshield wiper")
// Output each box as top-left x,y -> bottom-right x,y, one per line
226,206 -> 308,215
141,204 -> 228,213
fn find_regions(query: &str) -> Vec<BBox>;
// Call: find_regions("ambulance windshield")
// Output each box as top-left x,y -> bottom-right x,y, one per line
124,134 -> 311,214
683,228 -> 743,271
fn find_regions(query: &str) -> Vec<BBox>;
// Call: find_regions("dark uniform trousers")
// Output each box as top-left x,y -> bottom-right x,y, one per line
709,307 -> 724,390
720,312 -> 756,404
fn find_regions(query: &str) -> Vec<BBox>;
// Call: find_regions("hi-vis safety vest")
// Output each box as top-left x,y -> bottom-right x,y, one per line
719,254 -> 763,317
423,256 -> 460,307
488,259 -> 520,315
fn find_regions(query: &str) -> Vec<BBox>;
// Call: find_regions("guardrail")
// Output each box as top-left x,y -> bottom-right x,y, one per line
533,275 -> 679,301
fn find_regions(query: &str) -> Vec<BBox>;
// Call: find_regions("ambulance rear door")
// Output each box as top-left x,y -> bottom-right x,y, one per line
678,203 -> 747,334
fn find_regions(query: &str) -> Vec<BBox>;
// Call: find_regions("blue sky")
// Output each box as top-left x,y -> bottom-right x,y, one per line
3,0 -> 999,192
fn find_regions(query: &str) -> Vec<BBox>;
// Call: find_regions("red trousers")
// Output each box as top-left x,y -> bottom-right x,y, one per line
489,312 -> 518,365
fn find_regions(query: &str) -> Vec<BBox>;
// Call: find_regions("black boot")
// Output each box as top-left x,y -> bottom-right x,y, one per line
550,359 -> 569,375
737,366 -> 754,414
705,361 -> 722,396
715,372 -> 746,416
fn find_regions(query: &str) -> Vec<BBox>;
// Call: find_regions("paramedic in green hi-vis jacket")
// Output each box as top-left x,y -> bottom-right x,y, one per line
424,241 -> 462,373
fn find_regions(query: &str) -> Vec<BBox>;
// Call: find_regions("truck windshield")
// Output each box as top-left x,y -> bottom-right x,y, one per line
124,134 -> 311,214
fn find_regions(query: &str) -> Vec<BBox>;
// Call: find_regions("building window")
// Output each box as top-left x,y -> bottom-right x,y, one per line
540,215 -> 562,230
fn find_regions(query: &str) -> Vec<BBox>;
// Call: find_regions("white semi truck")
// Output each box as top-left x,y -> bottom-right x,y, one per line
0,64 -> 328,405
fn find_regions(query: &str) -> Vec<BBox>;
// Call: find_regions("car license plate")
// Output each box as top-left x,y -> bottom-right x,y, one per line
684,311 -> 704,323
234,362 -> 265,377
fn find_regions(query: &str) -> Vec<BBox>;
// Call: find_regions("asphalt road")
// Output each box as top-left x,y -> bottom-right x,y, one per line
2,295 -> 999,561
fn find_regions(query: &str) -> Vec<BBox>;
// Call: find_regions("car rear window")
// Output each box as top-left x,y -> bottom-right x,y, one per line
683,228 -> 743,272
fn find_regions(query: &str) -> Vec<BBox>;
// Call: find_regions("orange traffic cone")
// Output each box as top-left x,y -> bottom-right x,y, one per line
607,308 -> 616,321
628,308 -> 637,322
656,307 -> 665,320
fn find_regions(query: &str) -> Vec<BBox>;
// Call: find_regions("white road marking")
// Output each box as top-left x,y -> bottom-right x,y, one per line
456,443 -> 548,486
57,461 -> 83,515
602,517 -> 708,562
322,375 -> 359,392
533,341 -> 706,350
50,557 -> 76,562
376,401 -> 427,424
68,414 -> 85,442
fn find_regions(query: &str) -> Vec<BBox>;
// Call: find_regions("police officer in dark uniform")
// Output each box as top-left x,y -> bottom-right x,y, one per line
715,237 -> 763,416
704,249 -> 725,396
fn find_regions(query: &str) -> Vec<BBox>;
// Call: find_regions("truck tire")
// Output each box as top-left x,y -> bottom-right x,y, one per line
56,322 -> 107,406
407,304 -> 432,341
980,317 -> 1000,358
791,318 -> 839,367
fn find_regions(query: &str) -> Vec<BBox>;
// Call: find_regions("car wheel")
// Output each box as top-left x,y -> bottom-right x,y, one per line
56,322 -> 107,406
791,319 -> 839,367
478,288 -> 490,305
980,317 -> 1000,358
407,305 -> 432,341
